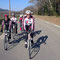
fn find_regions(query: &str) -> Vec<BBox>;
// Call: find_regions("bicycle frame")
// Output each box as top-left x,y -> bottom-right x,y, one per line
25,24 -> 33,59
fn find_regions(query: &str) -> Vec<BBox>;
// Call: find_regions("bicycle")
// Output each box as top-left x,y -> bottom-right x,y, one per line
4,30 -> 10,50
25,24 -> 34,59
28,32 -> 32,59
12,23 -> 16,39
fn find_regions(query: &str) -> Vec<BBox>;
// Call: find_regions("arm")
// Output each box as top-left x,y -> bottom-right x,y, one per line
2,20 -> 4,30
33,18 -> 35,31
32,18 -> 35,31
16,18 -> 18,23
9,20 -> 12,31
24,19 -> 26,30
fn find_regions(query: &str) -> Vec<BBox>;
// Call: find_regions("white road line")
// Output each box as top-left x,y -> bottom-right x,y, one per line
42,20 -> 60,28
36,18 -> 60,28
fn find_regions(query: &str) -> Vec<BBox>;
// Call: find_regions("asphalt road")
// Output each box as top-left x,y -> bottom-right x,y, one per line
0,18 -> 60,60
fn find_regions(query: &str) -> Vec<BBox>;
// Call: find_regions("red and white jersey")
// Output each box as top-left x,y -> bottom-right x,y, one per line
10,17 -> 17,22
23,16 -> 35,31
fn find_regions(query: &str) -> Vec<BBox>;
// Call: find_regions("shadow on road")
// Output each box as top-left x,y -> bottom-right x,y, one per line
4,32 -> 26,51
30,35 -> 48,59
33,30 -> 42,37
4,30 -> 42,51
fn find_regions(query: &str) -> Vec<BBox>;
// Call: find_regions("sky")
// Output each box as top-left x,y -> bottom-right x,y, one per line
0,0 -> 31,11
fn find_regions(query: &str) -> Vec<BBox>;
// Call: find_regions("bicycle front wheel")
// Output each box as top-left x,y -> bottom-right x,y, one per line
4,35 -> 8,51
28,39 -> 31,59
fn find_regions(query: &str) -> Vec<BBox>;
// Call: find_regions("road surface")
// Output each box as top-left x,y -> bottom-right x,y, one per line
0,18 -> 60,60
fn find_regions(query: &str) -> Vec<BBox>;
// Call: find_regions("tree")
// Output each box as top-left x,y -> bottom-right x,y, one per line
29,0 -> 60,15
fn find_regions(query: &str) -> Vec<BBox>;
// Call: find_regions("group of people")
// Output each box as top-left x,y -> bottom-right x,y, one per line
0,10 -> 35,48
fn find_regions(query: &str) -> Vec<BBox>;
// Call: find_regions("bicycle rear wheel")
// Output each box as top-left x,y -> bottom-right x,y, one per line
12,28 -> 16,39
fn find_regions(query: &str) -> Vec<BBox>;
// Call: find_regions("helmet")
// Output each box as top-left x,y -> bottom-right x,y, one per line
26,10 -> 31,14
12,13 -> 15,16
4,14 -> 8,17
20,14 -> 23,17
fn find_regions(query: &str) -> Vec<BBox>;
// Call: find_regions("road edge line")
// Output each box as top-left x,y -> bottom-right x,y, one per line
36,18 -> 60,28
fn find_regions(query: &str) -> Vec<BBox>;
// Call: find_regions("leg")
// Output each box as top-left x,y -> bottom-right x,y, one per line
16,23 -> 17,34
25,32 -> 28,48
30,32 -> 34,44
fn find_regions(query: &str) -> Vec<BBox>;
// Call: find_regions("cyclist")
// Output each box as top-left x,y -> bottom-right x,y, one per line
23,10 -> 35,48
1,14 -> 11,42
11,13 -> 18,34
19,14 -> 23,31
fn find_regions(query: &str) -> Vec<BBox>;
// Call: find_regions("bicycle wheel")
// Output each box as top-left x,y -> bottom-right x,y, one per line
4,35 -> 8,51
28,39 -> 31,59
12,28 -> 16,39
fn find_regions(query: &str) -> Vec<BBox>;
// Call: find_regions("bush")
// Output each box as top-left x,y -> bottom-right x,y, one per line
48,10 -> 54,16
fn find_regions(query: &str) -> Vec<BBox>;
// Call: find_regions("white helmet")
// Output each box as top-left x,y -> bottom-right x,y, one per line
12,13 -> 15,16
20,14 -> 23,17
26,10 -> 31,14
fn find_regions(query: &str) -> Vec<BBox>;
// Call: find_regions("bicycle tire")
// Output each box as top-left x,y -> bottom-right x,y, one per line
12,27 -> 16,39
28,39 -> 31,59
4,35 -> 8,51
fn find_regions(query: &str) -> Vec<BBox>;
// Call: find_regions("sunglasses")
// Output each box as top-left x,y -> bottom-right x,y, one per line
27,14 -> 30,15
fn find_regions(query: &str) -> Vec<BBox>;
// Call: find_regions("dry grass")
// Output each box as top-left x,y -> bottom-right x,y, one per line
34,15 -> 60,25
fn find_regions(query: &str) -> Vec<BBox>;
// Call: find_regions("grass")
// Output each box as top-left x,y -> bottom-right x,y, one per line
34,15 -> 60,25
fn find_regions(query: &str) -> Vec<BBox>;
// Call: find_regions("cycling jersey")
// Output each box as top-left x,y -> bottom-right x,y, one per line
2,19 -> 11,30
11,17 -> 18,34
23,16 -> 35,31
11,17 -> 17,22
